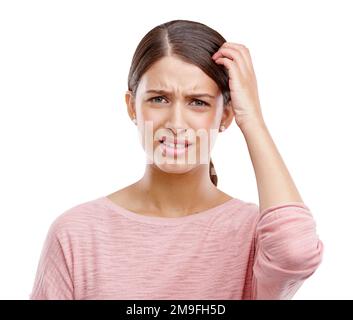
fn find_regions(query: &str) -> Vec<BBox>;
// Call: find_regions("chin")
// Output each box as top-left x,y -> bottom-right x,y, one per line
155,162 -> 196,174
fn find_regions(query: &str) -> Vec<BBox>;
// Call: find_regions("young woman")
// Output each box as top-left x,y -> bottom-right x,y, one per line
30,19 -> 324,300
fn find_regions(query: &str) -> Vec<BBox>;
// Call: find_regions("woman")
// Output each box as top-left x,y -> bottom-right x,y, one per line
30,19 -> 324,300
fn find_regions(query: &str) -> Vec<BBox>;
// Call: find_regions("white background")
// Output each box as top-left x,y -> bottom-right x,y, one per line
0,0 -> 352,299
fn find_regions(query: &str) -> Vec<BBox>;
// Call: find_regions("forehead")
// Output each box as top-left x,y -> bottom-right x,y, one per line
137,56 -> 220,94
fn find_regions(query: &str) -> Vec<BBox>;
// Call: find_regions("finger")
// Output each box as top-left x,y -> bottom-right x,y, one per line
213,56 -> 240,82
222,42 -> 255,73
212,47 -> 248,76
218,42 -> 254,73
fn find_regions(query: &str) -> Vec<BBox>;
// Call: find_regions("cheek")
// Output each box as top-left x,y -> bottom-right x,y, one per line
191,117 -> 216,132
189,111 -> 219,142
194,111 -> 222,149
138,107 -> 166,130
135,107 -> 159,143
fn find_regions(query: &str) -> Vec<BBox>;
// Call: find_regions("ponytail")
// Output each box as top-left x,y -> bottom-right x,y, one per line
209,158 -> 218,186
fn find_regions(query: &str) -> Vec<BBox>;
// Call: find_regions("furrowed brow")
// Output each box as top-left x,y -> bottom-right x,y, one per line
145,89 -> 215,99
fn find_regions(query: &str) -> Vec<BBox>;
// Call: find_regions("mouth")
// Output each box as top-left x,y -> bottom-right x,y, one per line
158,137 -> 192,156
158,137 -> 192,148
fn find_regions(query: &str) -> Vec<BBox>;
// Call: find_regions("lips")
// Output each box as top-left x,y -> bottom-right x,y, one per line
160,141 -> 190,149
158,136 -> 192,148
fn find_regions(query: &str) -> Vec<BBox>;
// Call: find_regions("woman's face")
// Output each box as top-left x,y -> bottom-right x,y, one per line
126,55 -> 233,174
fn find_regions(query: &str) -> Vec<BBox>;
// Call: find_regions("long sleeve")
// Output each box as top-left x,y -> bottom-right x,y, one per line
251,202 -> 324,299
29,218 -> 74,300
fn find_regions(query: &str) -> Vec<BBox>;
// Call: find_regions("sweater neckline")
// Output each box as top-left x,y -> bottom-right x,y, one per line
99,195 -> 243,226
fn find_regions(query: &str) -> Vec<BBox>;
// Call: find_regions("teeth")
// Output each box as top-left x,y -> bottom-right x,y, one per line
162,141 -> 188,148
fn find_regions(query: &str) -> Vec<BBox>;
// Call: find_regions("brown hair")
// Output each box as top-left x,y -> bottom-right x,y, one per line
127,19 -> 230,187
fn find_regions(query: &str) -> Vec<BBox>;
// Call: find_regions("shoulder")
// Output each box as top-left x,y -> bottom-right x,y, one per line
47,196 -> 109,239
227,198 -> 261,229
215,197 -> 260,229
233,197 -> 260,216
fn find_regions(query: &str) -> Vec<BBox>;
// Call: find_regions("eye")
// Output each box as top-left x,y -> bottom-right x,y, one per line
149,96 -> 168,103
190,99 -> 209,108
148,96 -> 210,108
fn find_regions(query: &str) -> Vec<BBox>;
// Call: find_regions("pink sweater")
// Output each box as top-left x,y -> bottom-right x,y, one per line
29,196 -> 324,300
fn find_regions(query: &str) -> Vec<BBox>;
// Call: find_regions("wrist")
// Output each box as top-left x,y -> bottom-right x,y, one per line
238,116 -> 267,134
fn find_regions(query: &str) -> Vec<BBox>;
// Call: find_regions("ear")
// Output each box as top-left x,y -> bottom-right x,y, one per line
125,90 -> 136,121
220,100 -> 234,129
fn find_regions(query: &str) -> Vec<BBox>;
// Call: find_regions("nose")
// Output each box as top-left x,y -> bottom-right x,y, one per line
164,102 -> 188,135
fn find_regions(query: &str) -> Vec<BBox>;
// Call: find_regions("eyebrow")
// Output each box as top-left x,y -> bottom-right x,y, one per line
145,89 -> 215,99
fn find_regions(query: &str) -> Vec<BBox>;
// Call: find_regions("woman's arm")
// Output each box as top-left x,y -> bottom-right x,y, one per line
212,42 -> 303,213
241,119 -> 324,300
213,42 -> 324,299
240,119 -> 303,213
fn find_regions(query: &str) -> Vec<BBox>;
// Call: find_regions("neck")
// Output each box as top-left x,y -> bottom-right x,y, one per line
135,163 -> 219,216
